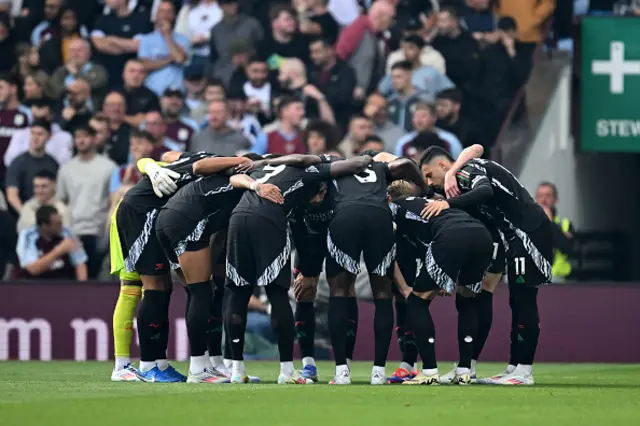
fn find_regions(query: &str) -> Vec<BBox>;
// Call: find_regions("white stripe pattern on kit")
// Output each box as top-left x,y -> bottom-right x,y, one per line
327,231 -> 360,275
256,230 -> 292,287
424,243 -> 456,294
515,228 -> 552,282
124,209 -> 158,273
372,243 -> 396,276
174,217 -> 209,258
226,260 -> 251,287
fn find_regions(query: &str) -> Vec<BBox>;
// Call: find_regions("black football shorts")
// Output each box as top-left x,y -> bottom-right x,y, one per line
506,219 -> 554,287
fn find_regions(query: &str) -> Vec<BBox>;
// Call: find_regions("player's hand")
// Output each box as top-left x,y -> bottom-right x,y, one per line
255,183 -> 284,204
444,169 -> 460,198
234,158 -> 254,173
146,162 -> 180,198
62,106 -> 76,121
400,285 -> 412,300
421,200 -> 450,219
303,84 -> 325,101
57,237 -> 82,254
294,275 -> 318,301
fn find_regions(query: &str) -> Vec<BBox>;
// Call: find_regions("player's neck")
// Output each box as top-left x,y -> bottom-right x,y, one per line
115,6 -> 130,17
29,147 -> 46,157
273,30 -> 293,43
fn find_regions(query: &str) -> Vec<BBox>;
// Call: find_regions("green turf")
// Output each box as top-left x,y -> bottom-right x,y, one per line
0,362 -> 639,426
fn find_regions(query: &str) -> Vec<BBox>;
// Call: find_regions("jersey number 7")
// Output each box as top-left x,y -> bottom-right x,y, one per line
257,165 -> 286,183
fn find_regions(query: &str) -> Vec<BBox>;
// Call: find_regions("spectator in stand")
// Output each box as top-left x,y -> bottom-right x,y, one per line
394,101 -> 462,157
308,36 -> 357,133
254,96 -> 307,155
5,97 -> 72,168
143,110 -> 174,158
278,58 -> 335,124
58,78 -> 93,133
242,56 -> 276,125
260,4 -> 310,69
339,114 -> 374,158
50,39 -> 108,109
189,78 -> 227,124
495,0 -> 555,55
383,60 -> 432,132
118,59 -> 161,129
183,69 -> 206,114
328,0 -> 361,27
102,91 -> 132,166
91,0 -> 152,89
298,0 -> 340,45
175,0 -> 222,75
57,125 -> 116,279
160,89 -> 199,151
337,0 -> 396,100
460,0 -> 498,38
31,0 -> 64,47
385,19 -> 446,75
0,73 -> 31,182
482,17 -> 533,138
431,6 -> 483,103
436,88 -> 484,149
23,71 -> 53,103
137,0 -> 190,97
207,0 -> 263,85
0,198 -> 17,276
15,204 -> 88,281
108,129 -> 154,220
17,170 -> 71,234
226,89 -> 262,145
39,7 -> 89,75
209,37 -> 255,89
380,36 -> 454,102
89,113 -> 111,153
304,119 -> 340,155
362,93 -> 405,153
0,11 -> 16,74
401,130 -> 450,163
6,120 -> 59,213
190,100 -> 252,155
359,134 -> 386,154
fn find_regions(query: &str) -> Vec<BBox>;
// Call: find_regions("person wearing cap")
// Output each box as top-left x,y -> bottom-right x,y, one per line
208,0 -> 263,85
379,35 -> 454,102
385,19 -> 446,75
160,88 -> 200,150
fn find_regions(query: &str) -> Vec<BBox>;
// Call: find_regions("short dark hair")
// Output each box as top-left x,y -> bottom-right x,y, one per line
0,72 -> 19,86
436,88 -> 462,104
130,128 -> 155,144
440,5 -> 460,19
36,205 -> 59,227
73,124 -> 96,136
538,181 -> 558,198
391,60 -> 413,72
411,131 -> 448,151
269,3 -> 294,22
419,145 -> 454,167
309,36 -> 333,48
31,119 -> 52,134
304,119 -> 340,151
29,97 -> 55,110
247,55 -> 267,66
206,77 -> 226,89
34,169 -> 57,181
402,35 -> 426,49
364,135 -> 384,145
277,95 -> 303,116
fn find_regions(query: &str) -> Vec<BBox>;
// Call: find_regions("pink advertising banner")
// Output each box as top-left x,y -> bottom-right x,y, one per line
1,282 -> 639,362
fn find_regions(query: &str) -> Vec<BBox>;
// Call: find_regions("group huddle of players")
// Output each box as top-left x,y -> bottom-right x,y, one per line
108,143 -> 553,386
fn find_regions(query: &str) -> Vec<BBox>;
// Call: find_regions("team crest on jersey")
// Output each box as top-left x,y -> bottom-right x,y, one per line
178,128 -> 189,140
14,114 -> 25,126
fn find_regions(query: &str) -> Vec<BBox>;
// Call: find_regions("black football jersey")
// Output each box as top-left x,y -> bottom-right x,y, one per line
456,159 -> 547,233
233,164 -> 333,226
161,173 -> 243,221
390,196 -> 480,255
330,161 -> 392,212
122,152 -> 218,213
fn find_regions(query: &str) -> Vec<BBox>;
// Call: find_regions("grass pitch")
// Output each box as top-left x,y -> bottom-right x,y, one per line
0,362 -> 638,426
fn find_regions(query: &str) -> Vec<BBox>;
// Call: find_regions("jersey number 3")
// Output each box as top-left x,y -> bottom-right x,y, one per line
354,169 -> 377,184
257,165 -> 286,183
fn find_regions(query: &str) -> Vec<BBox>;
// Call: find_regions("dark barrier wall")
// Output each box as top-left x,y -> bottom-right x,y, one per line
1,282 -> 639,362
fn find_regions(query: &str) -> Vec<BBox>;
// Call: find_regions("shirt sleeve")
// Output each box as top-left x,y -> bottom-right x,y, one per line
56,168 -> 69,202
307,163 -> 333,181
16,229 -> 39,268
109,168 -> 122,194
456,163 -> 489,192
253,132 -> 268,155
176,34 -> 191,53
63,228 -> 88,266
137,35 -> 151,58
5,158 -> 21,188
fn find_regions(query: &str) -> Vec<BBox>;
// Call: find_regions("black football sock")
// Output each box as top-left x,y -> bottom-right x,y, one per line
137,290 -> 165,363
394,299 -> 407,355
345,297 -> 358,360
221,287 -> 232,360
295,301 -> 316,359
373,298 -> 393,367
455,294 -> 478,369
406,294 -> 436,370
187,282 -> 213,358
473,290 -> 494,361
328,296 -> 349,365
184,286 -> 191,318
159,290 -> 172,360
508,285 -> 519,366
207,284 -> 224,357
514,285 -> 540,366
266,285 -> 295,363
224,288 -> 252,361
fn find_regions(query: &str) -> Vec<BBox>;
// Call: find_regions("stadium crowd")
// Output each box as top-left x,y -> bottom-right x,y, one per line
0,0 -> 556,281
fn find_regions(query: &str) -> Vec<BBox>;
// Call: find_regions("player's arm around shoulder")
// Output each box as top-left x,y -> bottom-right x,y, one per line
444,144 -> 484,198
388,157 -> 431,195
262,154 -> 324,168
229,174 -> 284,204
192,156 -> 254,175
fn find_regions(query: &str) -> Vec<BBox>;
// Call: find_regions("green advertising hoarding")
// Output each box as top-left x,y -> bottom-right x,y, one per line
581,17 -> 640,152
